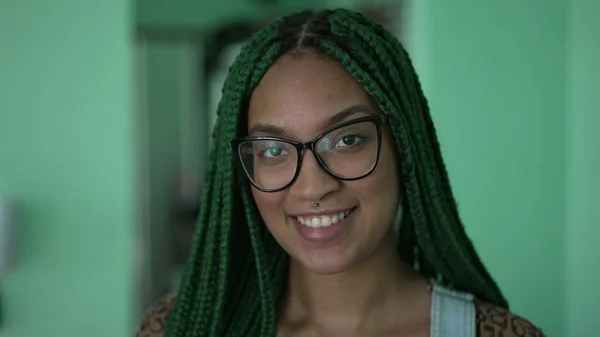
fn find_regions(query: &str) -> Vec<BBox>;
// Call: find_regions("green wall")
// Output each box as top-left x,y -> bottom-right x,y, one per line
565,0 -> 600,336
0,0 -> 135,336
137,0 -> 260,30
409,1 -> 600,336
409,2 -> 567,336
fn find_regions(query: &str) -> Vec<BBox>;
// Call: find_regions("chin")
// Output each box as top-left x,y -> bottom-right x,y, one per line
293,249 -> 357,275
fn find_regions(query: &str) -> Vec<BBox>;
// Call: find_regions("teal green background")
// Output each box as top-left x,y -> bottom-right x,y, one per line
0,0 -> 135,336
564,1 -> 600,336
412,2 -> 568,335
1,1 -> 598,336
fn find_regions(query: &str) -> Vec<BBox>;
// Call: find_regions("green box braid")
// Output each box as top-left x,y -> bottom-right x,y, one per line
165,8 -> 508,337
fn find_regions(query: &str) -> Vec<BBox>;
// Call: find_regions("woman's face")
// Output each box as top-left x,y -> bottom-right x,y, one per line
246,53 -> 400,275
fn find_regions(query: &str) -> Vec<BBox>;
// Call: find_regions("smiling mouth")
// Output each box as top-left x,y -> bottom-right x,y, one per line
294,208 -> 355,228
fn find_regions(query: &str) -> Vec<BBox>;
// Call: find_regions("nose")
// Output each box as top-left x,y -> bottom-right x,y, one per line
289,150 -> 340,201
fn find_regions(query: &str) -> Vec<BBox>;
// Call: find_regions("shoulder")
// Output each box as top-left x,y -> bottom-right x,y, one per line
135,293 -> 177,337
475,300 -> 546,337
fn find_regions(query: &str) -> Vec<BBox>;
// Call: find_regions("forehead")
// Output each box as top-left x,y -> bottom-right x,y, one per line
247,53 -> 377,139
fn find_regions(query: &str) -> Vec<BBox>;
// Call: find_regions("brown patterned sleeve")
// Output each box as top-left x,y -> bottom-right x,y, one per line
135,293 -> 177,337
475,300 -> 546,337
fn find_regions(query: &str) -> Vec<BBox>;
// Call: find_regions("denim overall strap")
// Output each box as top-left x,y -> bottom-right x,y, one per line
430,282 -> 477,337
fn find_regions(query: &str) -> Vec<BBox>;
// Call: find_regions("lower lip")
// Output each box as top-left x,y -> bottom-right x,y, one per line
292,210 -> 354,245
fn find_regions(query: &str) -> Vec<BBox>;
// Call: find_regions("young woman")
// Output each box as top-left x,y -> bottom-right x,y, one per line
136,8 -> 545,337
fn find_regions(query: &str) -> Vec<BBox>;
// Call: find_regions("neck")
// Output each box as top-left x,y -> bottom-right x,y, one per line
280,233 -> 428,331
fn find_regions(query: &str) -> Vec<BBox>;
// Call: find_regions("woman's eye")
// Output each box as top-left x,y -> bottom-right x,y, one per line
335,134 -> 363,148
262,145 -> 287,158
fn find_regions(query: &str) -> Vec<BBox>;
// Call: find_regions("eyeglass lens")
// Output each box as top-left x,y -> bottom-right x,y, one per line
237,119 -> 380,191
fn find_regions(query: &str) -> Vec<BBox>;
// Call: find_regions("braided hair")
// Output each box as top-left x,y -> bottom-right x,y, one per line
166,8 -> 508,337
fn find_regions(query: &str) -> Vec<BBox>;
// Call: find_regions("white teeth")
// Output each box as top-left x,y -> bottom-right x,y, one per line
296,209 -> 352,228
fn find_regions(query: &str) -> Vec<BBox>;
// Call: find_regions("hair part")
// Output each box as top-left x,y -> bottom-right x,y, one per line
166,8 -> 507,337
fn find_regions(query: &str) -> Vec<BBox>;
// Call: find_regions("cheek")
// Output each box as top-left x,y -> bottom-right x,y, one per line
352,142 -> 400,217
251,188 -> 286,227
355,165 -> 398,202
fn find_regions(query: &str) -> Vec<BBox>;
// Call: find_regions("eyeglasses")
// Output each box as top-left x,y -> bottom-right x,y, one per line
231,115 -> 387,192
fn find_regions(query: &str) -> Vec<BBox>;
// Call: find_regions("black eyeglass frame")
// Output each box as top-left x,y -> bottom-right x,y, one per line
231,114 -> 388,193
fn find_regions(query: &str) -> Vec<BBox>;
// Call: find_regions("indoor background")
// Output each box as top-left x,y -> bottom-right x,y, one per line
0,0 -> 598,336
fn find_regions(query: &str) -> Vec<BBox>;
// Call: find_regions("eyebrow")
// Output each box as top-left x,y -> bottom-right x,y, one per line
248,104 -> 376,137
